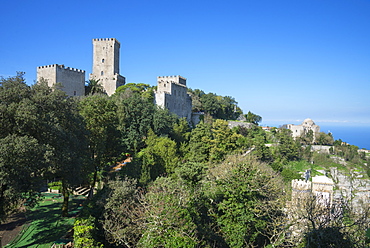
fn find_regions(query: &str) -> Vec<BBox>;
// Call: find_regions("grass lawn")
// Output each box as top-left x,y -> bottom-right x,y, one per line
5,193 -> 85,248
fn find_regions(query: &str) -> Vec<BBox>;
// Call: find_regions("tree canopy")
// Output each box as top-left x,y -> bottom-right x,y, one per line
2,73 -> 369,248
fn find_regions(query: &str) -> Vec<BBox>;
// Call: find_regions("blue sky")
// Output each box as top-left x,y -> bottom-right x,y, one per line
1,0 -> 370,127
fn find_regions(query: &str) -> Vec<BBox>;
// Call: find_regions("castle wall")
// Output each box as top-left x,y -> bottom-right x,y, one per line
287,124 -> 305,138
155,75 -> 192,122
291,176 -> 334,206
37,64 -> 85,96
286,119 -> 320,141
310,145 -> 331,154
90,38 -> 125,96
228,121 -> 254,129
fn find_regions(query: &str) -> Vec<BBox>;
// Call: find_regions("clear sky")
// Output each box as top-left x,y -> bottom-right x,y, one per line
1,0 -> 369,127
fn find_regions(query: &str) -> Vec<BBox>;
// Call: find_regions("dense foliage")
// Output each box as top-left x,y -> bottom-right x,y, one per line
1,76 -> 369,247
0,73 -> 89,218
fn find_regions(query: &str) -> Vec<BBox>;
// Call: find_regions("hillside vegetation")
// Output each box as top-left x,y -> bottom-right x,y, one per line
1,73 -> 369,247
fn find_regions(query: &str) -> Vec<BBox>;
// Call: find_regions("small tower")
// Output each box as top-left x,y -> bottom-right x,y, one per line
90,38 -> 125,96
154,75 -> 192,122
37,64 -> 85,96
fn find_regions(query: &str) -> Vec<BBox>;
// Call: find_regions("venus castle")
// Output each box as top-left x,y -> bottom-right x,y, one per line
89,38 -> 125,96
37,38 -> 125,96
37,38 -> 194,123
154,75 -> 192,121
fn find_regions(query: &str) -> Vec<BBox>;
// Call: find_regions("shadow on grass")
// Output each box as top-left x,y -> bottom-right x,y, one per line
10,194 -> 85,247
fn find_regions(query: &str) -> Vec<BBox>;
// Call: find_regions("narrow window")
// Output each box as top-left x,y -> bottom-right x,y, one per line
101,71 -> 104,76
74,91 -> 77,96
102,59 -> 105,63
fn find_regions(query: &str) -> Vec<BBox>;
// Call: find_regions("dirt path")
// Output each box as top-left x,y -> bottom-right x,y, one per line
0,212 -> 27,246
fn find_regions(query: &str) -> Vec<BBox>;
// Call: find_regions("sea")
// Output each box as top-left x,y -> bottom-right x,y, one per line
319,125 -> 370,150
264,123 -> 370,150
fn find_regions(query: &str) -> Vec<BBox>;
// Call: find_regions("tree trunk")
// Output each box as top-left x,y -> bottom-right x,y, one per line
61,182 -> 69,217
88,168 -> 98,199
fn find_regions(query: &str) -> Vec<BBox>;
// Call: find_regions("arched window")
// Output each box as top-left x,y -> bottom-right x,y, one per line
102,59 -> 105,63
101,71 -> 104,76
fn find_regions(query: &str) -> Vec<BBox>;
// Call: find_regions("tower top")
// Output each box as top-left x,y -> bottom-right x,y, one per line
90,37 -> 125,95
92,38 -> 120,45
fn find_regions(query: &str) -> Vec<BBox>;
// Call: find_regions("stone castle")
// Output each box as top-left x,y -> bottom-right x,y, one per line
291,175 -> 334,206
37,38 -> 195,123
89,38 -> 125,96
37,64 -> 85,96
37,38 -> 125,96
285,118 -> 320,140
290,168 -> 370,214
154,75 -> 192,121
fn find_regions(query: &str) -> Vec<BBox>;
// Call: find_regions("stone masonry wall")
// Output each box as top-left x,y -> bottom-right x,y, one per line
37,64 -> 85,96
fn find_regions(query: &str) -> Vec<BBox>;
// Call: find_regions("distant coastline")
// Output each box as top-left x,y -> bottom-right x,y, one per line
320,125 -> 370,150
263,123 -> 370,150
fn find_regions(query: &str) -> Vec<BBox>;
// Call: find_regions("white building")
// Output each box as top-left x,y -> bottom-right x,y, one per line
286,118 -> 320,140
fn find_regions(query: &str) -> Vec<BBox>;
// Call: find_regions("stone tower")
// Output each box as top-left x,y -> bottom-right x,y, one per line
37,64 -> 85,96
90,38 -> 125,96
154,75 -> 192,122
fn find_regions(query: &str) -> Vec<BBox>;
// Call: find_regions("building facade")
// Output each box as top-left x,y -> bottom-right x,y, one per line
154,75 -> 193,123
89,38 -> 125,96
286,118 -> 320,140
37,64 -> 85,96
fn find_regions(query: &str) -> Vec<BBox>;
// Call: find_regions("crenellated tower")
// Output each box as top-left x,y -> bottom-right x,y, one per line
90,38 -> 125,95
154,75 -> 193,123
37,64 -> 85,96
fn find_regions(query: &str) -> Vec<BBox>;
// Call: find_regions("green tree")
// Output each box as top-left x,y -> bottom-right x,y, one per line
114,91 -> 156,152
137,129 -> 179,184
273,128 -> 302,162
73,217 -> 103,248
298,129 -> 314,145
186,121 -> 213,163
187,88 -> 204,112
201,93 -> 221,117
0,73 -> 89,217
170,117 -> 191,145
85,79 -> 105,95
152,107 -> 177,137
207,155 -> 286,247
32,81 -> 89,216
315,131 -> 334,145
245,111 -> 262,125
209,119 -> 243,162
199,93 -> 241,120
100,177 -> 144,247
0,135 -> 46,220
218,95 -> 242,120
115,83 -> 154,101
116,83 -> 150,93
78,94 -> 120,196
138,177 -> 199,247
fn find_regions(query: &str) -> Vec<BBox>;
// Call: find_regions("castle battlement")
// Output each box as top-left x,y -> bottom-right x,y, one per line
37,64 -> 61,69
63,67 -> 85,73
292,179 -> 311,191
38,64 -> 85,74
158,75 -> 187,80
92,38 -> 120,45
157,75 -> 187,86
